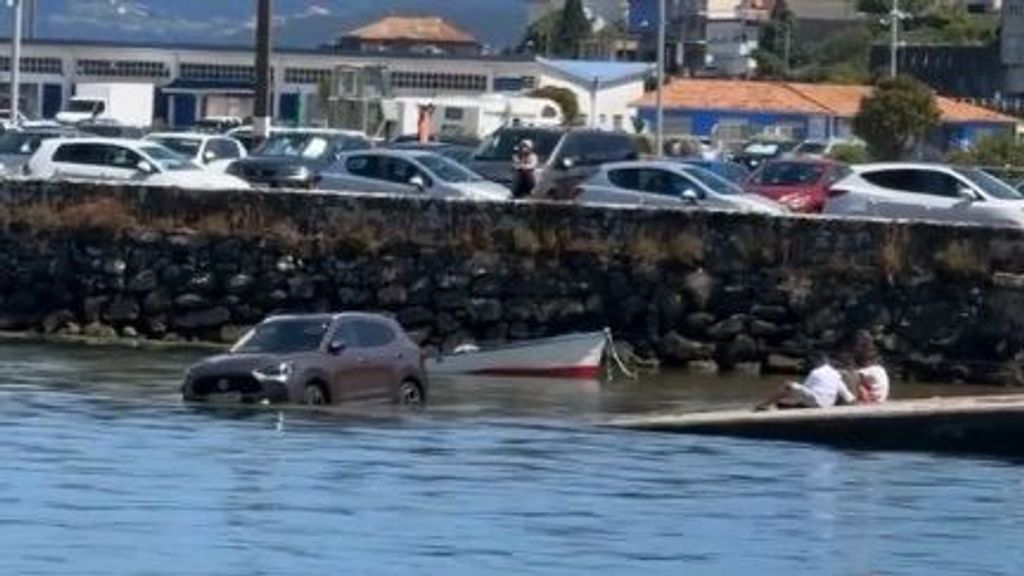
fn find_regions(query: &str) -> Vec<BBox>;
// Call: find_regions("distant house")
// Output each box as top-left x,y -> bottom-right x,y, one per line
632,78 -> 1017,152
335,16 -> 481,57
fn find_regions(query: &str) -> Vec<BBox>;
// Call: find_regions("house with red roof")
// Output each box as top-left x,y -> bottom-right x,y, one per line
335,16 -> 482,57
632,78 -> 1018,152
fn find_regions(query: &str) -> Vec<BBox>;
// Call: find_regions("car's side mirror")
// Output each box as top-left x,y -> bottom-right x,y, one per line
681,189 -> 700,204
409,174 -> 427,191
957,186 -> 978,202
136,160 -> 155,174
327,339 -> 347,355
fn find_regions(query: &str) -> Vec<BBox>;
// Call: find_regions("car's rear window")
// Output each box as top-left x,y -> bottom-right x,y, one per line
752,162 -> 827,186
474,129 -> 563,162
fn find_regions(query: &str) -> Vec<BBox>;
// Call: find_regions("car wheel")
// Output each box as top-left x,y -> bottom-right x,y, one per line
397,379 -> 424,406
303,382 -> 330,406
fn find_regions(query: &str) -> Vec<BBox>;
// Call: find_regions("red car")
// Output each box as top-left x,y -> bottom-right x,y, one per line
745,159 -> 851,213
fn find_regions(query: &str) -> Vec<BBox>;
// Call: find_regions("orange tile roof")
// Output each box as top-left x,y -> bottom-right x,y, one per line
635,79 -> 1017,125
343,16 -> 477,44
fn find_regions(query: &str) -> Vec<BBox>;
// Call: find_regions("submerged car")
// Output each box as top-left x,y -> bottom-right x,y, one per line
182,313 -> 428,406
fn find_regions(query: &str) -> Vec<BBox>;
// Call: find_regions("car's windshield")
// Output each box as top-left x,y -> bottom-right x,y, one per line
258,134 -> 332,159
67,99 -> 101,113
474,129 -> 562,161
231,318 -> 331,354
0,132 -> 58,155
149,137 -> 201,158
743,142 -> 784,156
795,142 -> 827,155
416,154 -> 481,183
682,165 -> 742,195
139,145 -> 197,171
752,162 -> 826,186
956,167 -> 1024,200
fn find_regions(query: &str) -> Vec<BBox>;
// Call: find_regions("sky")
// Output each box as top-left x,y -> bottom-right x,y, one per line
0,0 -> 528,49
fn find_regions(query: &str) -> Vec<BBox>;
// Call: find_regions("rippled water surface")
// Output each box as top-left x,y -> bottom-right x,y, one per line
1,342 -> 1023,575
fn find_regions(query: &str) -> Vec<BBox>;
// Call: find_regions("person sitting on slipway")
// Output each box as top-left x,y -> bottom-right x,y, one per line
755,352 -> 855,411
847,330 -> 890,404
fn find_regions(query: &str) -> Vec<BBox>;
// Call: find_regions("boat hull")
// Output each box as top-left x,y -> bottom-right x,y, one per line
427,332 -> 607,380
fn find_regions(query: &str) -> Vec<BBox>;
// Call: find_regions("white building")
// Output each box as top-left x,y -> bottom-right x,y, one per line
536,58 -> 652,131
0,39 -> 651,132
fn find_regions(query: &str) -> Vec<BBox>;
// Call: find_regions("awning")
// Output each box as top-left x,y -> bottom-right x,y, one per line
161,78 -> 255,96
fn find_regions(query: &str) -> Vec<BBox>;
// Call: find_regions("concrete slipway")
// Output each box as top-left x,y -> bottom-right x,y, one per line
607,395 -> 1024,458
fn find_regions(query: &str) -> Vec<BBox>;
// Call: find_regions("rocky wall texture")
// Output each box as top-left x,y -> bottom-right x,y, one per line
3,181 -> 1024,383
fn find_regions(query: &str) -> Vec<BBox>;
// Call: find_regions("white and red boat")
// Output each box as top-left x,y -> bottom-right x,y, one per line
426,331 -> 609,380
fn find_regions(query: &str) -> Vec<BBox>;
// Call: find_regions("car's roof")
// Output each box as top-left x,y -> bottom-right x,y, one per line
261,312 -> 394,323
45,137 -> 153,147
341,149 -> 436,159
759,157 -> 840,166
852,162 -> 956,172
146,132 -> 216,141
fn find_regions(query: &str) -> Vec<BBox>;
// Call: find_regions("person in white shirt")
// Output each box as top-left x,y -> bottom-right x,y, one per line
756,353 -> 855,411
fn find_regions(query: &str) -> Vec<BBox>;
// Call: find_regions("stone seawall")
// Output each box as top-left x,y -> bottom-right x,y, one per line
3,181 -> 1024,383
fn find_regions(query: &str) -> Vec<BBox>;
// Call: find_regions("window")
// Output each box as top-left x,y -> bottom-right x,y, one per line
443,107 -> 465,121
390,71 -> 487,92
151,137 -> 201,158
863,169 -> 961,198
232,318 -> 331,354
608,168 -> 641,190
284,68 -> 331,84
180,63 -> 255,81
579,133 -> 638,165
381,157 -> 428,186
76,59 -> 168,78
354,320 -> 396,348
0,57 -> 62,74
103,146 -> 144,170
634,169 -> 700,197
345,155 -> 380,179
752,162 -> 826,186
53,143 -> 105,165
208,139 -> 242,160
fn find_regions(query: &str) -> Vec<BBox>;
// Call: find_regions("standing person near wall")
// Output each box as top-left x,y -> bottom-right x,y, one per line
511,139 -> 539,199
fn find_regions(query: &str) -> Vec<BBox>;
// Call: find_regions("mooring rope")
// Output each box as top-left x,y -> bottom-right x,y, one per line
604,327 -> 639,381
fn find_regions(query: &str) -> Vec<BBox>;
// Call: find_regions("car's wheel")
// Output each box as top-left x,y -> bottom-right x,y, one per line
397,379 -> 425,406
303,382 -> 330,406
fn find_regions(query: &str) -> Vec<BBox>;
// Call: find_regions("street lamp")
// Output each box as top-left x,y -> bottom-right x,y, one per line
656,0 -> 665,158
884,0 -> 910,78
7,0 -> 22,126
254,0 -> 272,139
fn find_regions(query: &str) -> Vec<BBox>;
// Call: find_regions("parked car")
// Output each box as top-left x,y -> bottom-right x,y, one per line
74,118 -> 147,139
469,127 -> 640,198
226,129 -> 372,188
788,138 -> 865,160
145,132 -> 247,172
194,116 -> 245,134
745,159 -> 851,213
578,160 -> 785,214
386,141 -> 476,166
0,126 -> 81,175
825,163 -> 1024,227
678,158 -> 751,184
181,313 -> 428,406
731,139 -> 798,171
321,150 -> 510,200
26,138 -> 250,190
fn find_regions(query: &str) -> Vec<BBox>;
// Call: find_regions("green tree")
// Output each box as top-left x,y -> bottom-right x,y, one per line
756,0 -> 796,78
554,0 -> 591,58
947,133 -> 1024,167
521,10 -> 560,56
529,86 -> 580,125
853,76 -> 941,161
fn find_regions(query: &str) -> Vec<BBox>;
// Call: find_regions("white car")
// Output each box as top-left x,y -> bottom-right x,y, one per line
577,160 -> 786,214
320,150 -> 510,200
26,138 -> 250,190
825,162 -> 1024,227
144,132 -> 247,173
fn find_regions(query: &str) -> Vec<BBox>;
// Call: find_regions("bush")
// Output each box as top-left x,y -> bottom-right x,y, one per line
828,143 -> 870,164
529,86 -> 580,126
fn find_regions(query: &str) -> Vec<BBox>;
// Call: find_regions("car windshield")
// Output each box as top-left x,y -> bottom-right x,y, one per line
682,165 -> 742,195
416,154 -> 481,183
67,99 -> 101,113
474,129 -> 562,161
0,132 -> 58,155
139,145 -> 197,171
149,137 -> 201,158
232,318 -> 331,354
956,167 -> 1024,200
258,134 -> 332,159
796,142 -> 828,155
752,162 -> 826,186
743,142 -> 783,156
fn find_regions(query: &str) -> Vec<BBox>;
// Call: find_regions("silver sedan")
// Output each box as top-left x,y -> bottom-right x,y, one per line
577,160 -> 786,214
321,150 -> 510,200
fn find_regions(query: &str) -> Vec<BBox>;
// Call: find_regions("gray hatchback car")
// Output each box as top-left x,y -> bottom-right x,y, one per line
182,313 -> 428,406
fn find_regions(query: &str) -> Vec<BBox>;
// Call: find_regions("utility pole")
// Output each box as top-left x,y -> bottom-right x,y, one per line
8,0 -> 22,126
889,0 -> 900,78
254,0 -> 272,140
656,0 -> 666,158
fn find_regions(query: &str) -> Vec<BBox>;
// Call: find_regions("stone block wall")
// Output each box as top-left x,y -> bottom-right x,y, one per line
3,180 -> 1024,383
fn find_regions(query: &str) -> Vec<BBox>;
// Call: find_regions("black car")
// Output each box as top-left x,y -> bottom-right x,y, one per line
227,130 -> 372,188
386,141 -> 476,166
